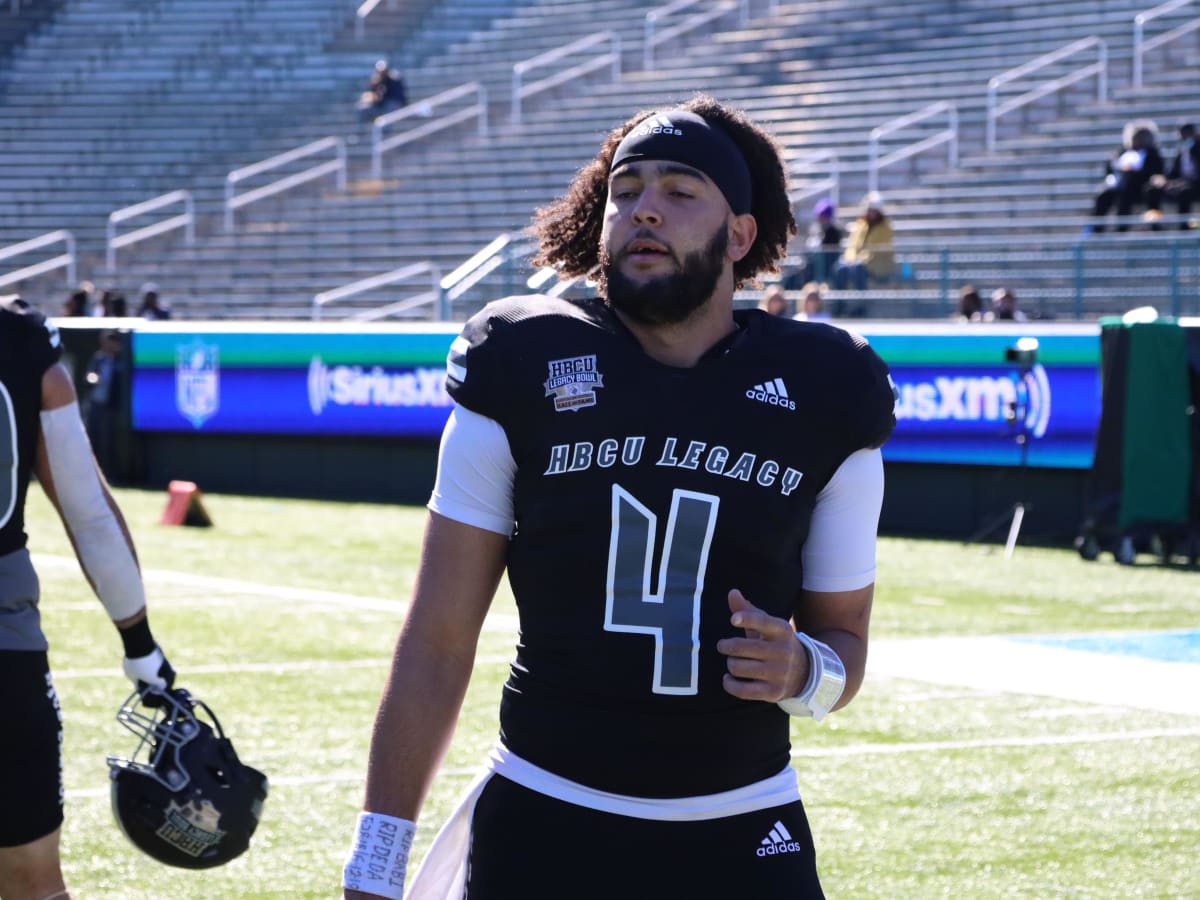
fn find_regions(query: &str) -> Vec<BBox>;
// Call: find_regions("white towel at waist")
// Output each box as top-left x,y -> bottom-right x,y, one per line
405,744 -> 800,899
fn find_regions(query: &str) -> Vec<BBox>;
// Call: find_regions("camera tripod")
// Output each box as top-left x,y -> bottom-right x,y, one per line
968,366 -> 1035,558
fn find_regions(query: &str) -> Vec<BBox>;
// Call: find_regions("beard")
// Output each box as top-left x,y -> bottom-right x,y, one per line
601,225 -> 728,326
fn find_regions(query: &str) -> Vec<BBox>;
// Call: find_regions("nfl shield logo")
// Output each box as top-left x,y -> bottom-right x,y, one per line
176,340 -> 219,428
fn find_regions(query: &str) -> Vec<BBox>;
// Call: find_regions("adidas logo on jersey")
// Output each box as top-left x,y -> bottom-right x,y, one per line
746,378 -> 795,410
756,820 -> 805,857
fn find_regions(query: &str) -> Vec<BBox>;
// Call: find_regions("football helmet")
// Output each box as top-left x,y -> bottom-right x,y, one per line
107,686 -> 268,869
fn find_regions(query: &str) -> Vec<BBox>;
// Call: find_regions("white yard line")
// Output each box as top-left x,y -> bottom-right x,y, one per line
791,726 -> 1200,759
67,724 -> 1200,802
31,552 -> 521,632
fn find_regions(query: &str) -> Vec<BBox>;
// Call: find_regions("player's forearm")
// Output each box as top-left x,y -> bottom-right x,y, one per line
362,639 -> 476,821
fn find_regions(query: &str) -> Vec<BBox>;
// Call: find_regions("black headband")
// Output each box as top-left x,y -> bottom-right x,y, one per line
610,110 -> 752,214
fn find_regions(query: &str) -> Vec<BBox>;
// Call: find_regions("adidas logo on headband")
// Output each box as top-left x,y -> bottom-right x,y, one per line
631,115 -> 683,137
612,109 -> 752,213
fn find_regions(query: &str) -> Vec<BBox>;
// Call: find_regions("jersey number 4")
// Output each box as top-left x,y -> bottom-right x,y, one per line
604,485 -> 719,696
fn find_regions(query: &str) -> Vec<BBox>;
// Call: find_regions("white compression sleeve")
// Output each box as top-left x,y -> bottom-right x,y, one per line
428,406 -> 516,535
40,403 -> 145,621
801,448 -> 885,593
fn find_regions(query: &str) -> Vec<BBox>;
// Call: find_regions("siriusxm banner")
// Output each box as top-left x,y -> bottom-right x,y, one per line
864,324 -> 1102,469
131,322 -> 1103,468
132,325 -> 459,437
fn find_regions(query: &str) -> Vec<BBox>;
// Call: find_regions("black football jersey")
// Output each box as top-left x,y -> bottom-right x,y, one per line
0,297 -> 62,558
447,295 -> 895,797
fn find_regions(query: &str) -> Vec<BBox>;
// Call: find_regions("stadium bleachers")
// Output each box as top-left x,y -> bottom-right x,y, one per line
1,0 -> 1198,319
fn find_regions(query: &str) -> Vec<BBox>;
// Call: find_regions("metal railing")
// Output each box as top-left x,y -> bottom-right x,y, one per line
354,0 -> 392,40
312,262 -> 444,321
788,150 -> 840,212
766,231 -> 1200,321
371,82 -> 488,180
986,36 -> 1107,151
512,32 -> 621,124
0,230 -> 76,290
1133,0 -> 1200,87
225,137 -> 347,231
106,189 -> 195,271
644,0 -> 745,70
527,267 -> 585,297
868,101 -> 958,194
440,232 -> 534,305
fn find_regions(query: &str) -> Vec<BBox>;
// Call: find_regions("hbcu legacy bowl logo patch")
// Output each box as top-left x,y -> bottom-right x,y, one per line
156,798 -> 226,858
544,354 -> 604,412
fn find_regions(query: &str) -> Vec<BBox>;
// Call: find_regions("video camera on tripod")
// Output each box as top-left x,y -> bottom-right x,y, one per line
969,337 -> 1041,557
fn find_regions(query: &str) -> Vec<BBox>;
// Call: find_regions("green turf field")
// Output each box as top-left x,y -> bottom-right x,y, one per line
21,486 -> 1200,899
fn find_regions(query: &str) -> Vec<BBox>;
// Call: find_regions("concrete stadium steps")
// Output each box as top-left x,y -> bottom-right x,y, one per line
4,0 -> 1199,319
0,0 -> 531,260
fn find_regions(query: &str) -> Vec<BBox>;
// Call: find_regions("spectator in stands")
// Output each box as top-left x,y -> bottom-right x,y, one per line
84,330 -> 125,479
136,283 -> 171,320
793,282 -> 831,321
100,286 -> 127,317
357,59 -> 408,121
757,283 -> 789,316
786,198 -> 843,288
955,284 -> 984,322
1089,120 -> 1165,233
62,286 -> 91,318
985,286 -> 1028,322
833,191 -> 895,293
1163,122 -> 1199,229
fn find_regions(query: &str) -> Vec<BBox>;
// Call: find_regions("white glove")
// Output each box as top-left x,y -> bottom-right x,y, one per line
123,645 -> 176,704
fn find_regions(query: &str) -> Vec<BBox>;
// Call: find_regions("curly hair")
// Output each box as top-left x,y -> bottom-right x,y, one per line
529,94 -> 797,292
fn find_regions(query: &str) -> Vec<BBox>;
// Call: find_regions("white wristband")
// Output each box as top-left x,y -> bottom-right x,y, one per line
776,632 -> 846,722
343,812 -> 415,900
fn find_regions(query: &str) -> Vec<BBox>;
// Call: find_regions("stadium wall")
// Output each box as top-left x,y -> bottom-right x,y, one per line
56,318 -> 1187,544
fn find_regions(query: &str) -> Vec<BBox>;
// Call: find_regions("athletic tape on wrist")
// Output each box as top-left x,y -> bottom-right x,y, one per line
118,617 -> 156,658
776,632 -> 846,722
343,812 -> 415,900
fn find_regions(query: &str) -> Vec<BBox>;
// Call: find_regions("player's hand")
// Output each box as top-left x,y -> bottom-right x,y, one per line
717,589 -> 809,703
123,646 -> 177,707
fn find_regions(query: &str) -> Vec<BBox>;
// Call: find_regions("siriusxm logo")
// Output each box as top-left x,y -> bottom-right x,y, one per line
307,356 -> 449,415
893,367 -> 1051,438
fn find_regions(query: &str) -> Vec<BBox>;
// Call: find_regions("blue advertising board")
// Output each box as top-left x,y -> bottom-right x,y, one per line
131,321 -> 1103,468
132,323 -> 459,438
864,323 -> 1102,469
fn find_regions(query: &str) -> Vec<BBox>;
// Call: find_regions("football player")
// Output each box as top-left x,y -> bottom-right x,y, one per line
343,95 -> 895,900
0,296 -> 175,900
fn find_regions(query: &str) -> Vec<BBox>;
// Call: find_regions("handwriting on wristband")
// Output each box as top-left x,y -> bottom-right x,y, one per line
344,814 -> 413,896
